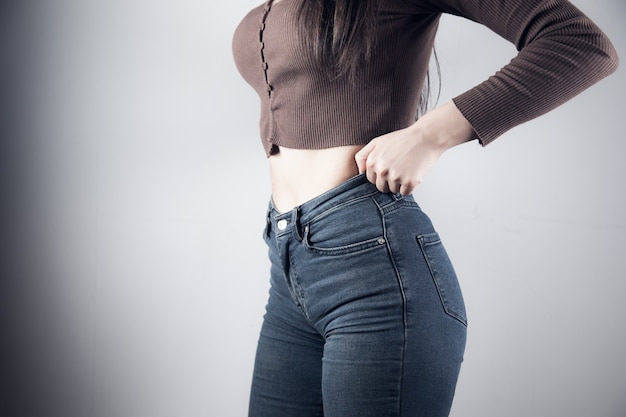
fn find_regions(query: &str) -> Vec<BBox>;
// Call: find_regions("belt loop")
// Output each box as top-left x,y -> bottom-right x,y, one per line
293,206 -> 304,241
265,207 -> 272,237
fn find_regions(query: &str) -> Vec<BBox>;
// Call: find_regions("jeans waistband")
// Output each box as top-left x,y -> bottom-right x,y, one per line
267,174 -> 408,235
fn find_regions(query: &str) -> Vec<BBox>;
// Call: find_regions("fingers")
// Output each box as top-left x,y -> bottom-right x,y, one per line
400,179 -> 419,196
356,140 -> 391,193
354,143 -> 373,174
374,171 -> 390,194
377,171 -> 419,195
357,145 -> 387,192
355,136 -> 422,195
369,163 -> 421,195
366,164 -> 416,195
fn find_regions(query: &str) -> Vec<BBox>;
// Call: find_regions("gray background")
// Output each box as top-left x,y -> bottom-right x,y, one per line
2,0 -> 624,416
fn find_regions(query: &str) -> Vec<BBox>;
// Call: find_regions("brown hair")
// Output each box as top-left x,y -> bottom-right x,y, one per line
297,0 -> 438,115
297,0 -> 379,80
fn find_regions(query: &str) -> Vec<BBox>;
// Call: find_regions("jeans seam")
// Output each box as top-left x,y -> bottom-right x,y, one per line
376,205 -> 407,416
287,255 -> 317,328
380,198 -> 420,215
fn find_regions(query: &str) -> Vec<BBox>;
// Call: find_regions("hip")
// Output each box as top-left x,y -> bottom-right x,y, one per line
263,173 -> 468,328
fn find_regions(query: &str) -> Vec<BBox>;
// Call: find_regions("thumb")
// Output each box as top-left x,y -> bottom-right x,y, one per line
355,142 -> 374,174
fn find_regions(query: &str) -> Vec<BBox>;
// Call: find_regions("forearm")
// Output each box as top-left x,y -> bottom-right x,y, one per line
408,101 -> 476,151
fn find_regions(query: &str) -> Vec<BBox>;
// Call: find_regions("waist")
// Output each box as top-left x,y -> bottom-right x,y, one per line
266,173 -> 419,239
269,145 -> 364,213
268,173 -> 413,231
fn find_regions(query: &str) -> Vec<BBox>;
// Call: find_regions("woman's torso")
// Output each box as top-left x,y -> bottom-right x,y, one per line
237,0 -> 434,213
233,0 -> 442,212
269,145 -> 363,213
263,0 -> 380,212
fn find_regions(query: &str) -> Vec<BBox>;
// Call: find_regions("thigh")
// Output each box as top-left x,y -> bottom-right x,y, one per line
249,321 -> 325,417
310,198 -> 466,417
321,318 -> 406,417
294,201 -> 408,416
387,203 -> 467,416
313,244 -> 453,417
320,295 -> 466,417
248,240 -> 326,417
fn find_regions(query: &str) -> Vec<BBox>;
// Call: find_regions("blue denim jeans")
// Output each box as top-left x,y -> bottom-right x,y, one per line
249,174 -> 467,417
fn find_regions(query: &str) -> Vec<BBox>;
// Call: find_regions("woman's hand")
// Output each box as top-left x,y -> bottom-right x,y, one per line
354,126 -> 445,195
354,101 -> 476,195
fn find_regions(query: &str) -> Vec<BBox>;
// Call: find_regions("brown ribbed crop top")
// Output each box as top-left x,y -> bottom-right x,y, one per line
232,0 -> 618,157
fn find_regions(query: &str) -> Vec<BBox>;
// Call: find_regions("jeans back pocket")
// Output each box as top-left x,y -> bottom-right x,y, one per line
416,233 -> 467,326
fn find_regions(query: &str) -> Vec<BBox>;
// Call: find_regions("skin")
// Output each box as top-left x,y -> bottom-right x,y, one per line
269,101 -> 476,213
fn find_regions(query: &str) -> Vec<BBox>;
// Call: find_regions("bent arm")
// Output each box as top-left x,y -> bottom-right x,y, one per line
416,0 -> 619,145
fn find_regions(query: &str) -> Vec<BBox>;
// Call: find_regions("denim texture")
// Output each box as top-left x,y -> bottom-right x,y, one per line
249,174 -> 467,417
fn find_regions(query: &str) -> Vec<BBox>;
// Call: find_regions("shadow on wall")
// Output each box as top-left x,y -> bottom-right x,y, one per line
1,1 -> 625,417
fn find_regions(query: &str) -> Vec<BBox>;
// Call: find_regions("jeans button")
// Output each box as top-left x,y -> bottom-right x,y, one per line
277,219 -> 288,230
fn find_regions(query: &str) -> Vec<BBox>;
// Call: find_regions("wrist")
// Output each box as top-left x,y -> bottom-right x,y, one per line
410,101 -> 476,151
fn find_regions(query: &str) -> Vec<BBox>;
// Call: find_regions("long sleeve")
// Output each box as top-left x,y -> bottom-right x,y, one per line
417,0 -> 619,145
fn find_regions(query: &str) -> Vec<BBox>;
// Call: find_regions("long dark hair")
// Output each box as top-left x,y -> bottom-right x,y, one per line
296,0 -> 439,115
297,0 -> 379,80
420,48 -> 441,116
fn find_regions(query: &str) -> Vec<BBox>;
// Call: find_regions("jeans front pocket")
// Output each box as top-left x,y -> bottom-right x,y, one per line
416,233 -> 467,326
303,228 -> 387,256
302,197 -> 387,257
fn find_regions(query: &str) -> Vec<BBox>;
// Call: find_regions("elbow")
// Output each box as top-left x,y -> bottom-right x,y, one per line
604,41 -> 619,76
577,31 -> 620,83
593,30 -> 619,77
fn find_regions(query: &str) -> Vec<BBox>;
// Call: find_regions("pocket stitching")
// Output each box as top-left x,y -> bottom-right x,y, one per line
303,225 -> 387,256
416,233 -> 467,326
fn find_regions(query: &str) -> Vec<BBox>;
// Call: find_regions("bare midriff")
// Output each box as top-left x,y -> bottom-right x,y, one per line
269,145 -> 363,213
